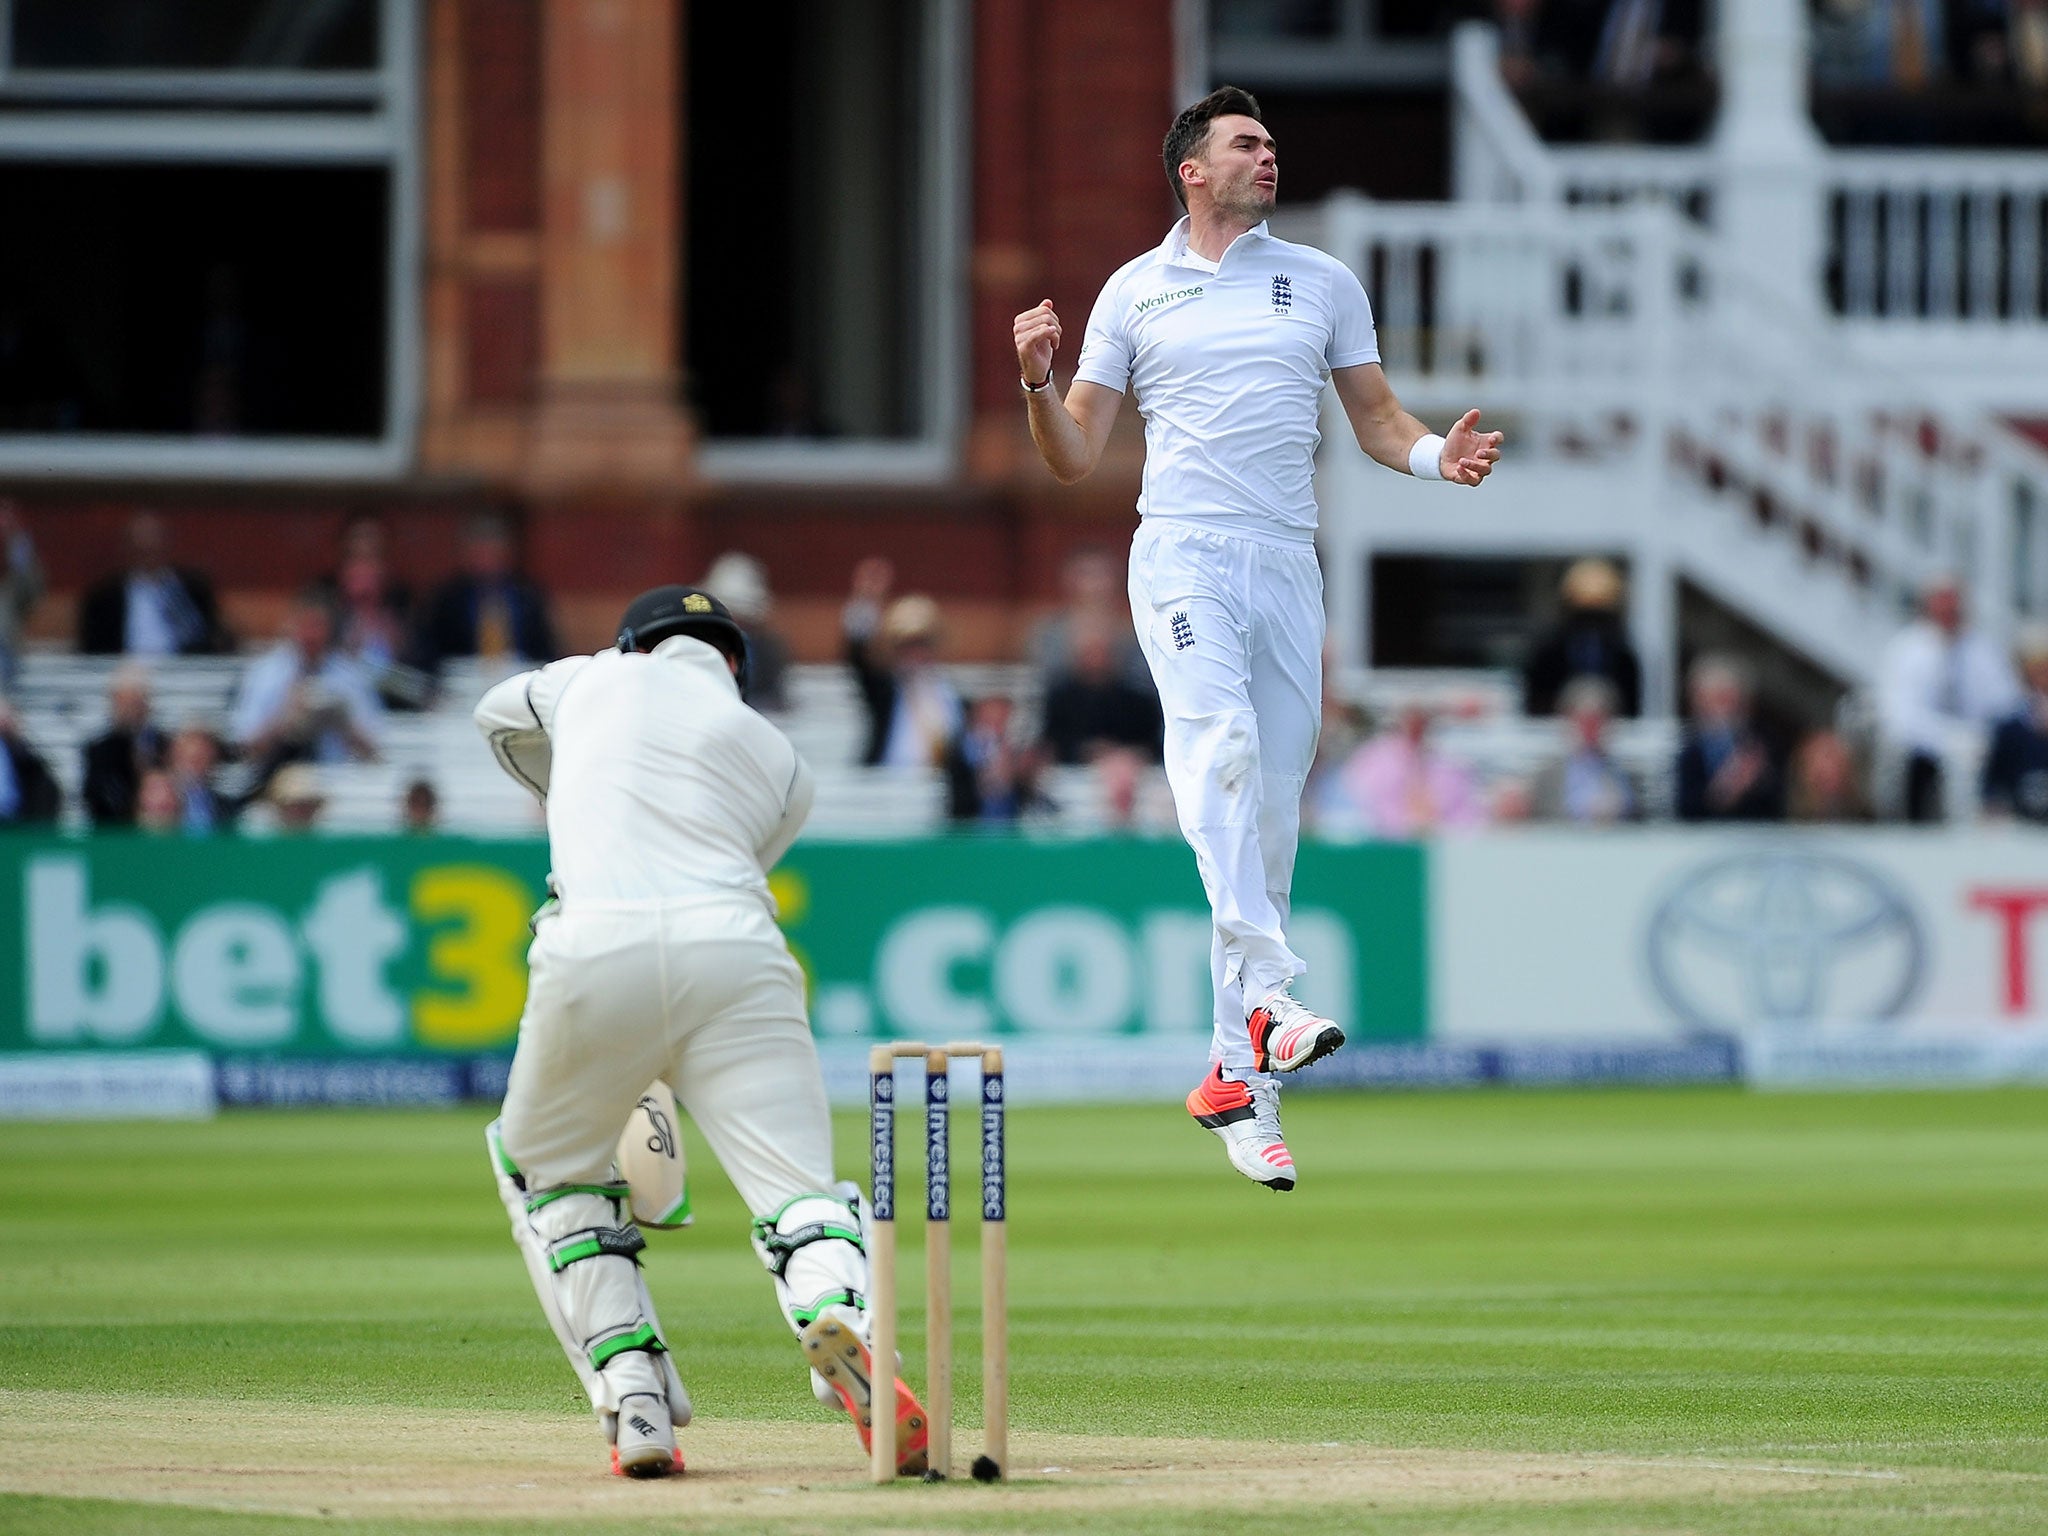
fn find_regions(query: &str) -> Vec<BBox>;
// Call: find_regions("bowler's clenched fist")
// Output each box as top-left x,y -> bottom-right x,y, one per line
1014,300 -> 1062,386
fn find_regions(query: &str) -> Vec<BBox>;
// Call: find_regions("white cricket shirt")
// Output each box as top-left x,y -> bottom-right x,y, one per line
474,635 -> 813,907
1072,217 -> 1380,545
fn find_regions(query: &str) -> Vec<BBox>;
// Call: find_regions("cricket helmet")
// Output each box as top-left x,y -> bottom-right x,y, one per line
616,584 -> 751,690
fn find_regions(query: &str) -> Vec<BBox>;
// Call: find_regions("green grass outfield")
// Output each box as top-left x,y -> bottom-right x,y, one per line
1,1086 -> 2044,1534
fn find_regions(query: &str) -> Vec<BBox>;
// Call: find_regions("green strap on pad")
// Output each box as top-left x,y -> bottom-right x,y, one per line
525,1181 -> 631,1215
546,1224 -> 647,1273
588,1321 -> 666,1369
752,1219 -> 865,1279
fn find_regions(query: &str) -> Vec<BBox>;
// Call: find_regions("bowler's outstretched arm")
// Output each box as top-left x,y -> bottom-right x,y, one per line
1332,362 -> 1502,486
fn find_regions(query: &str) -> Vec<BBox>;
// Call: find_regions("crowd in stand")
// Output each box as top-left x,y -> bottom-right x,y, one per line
1489,0 -> 2048,91
0,503 -> 566,834
840,550 -> 1164,829
1485,0 -> 2048,144
833,547 -> 2048,838
1299,558 -> 2048,838
5,499 -> 2048,841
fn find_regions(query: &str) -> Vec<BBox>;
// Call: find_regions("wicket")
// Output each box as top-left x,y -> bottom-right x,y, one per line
867,1041 -> 1007,1484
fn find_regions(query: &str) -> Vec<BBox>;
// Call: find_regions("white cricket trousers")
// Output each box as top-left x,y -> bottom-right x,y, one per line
498,894 -> 835,1212
1128,519 -> 1324,1075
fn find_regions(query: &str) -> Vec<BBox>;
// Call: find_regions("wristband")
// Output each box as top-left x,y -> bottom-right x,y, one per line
1020,373 -> 1051,394
1408,432 -> 1448,480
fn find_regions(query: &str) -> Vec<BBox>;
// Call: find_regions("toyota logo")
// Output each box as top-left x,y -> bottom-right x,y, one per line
1645,849 -> 1925,1035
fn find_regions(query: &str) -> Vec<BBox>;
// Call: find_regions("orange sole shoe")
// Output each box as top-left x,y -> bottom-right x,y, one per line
800,1315 -> 930,1476
610,1445 -> 685,1477
1186,1062 -> 1254,1128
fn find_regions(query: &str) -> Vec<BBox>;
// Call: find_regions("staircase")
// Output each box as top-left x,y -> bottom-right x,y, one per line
1303,24 -> 2048,715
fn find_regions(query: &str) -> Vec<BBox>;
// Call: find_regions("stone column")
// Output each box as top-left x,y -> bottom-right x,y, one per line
527,0 -> 692,490
1711,0 -> 1826,314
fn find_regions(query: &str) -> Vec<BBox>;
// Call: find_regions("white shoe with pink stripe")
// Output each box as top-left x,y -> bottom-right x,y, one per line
1248,985 -> 1346,1074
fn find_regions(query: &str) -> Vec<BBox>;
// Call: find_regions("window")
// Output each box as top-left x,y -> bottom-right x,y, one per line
684,0 -> 963,480
1210,0 -> 1465,87
0,0 -> 418,478
8,1 -> 379,74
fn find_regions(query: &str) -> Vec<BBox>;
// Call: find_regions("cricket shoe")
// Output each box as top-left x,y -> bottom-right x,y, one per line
1248,984 -> 1345,1074
609,1393 -> 684,1478
799,1315 -> 930,1476
1187,1065 -> 1296,1191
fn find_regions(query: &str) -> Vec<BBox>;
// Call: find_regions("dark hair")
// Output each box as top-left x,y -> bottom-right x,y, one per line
1162,86 -> 1264,210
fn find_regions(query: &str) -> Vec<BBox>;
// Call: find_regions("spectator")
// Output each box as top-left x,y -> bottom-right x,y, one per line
0,696 -> 60,827
321,514 -> 412,616
1952,0 -> 2016,81
81,664 -> 165,826
1029,547 -> 1149,691
1040,616 -> 1164,766
1788,728 -> 1876,822
1877,573 -> 2021,821
230,589 -> 382,776
264,764 -> 326,834
0,498 -> 43,689
2019,0 -> 2048,87
1507,0 -> 1704,83
321,514 -> 428,710
700,551 -> 791,713
1814,0 -> 1947,90
1305,663 -> 1373,831
843,558 -> 963,768
945,695 -> 1048,824
1340,706 -> 1487,838
1093,746 -> 1150,831
1675,654 -> 1784,821
163,725 -> 232,833
1980,624 -> 2048,821
1522,558 -> 1643,717
1589,0 -> 1707,87
1530,676 -> 1641,823
410,514 -> 558,673
135,770 -> 182,834
1497,0 -> 1544,85
77,510 -> 232,657
402,777 -> 441,833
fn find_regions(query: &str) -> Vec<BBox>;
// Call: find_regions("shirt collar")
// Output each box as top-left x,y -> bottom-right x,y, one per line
649,632 -> 740,697
1154,215 -> 1272,271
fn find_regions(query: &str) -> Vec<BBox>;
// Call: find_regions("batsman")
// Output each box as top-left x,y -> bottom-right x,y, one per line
476,585 -> 929,1478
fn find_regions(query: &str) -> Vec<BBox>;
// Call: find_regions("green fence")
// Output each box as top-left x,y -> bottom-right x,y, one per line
0,835 -> 1426,1054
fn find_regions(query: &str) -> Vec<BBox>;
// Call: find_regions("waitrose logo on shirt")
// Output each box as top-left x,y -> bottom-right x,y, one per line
1135,285 -> 1204,314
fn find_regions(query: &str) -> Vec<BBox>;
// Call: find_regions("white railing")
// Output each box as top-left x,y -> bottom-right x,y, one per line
1311,187 -> 2048,686
1452,26 -> 1717,217
1449,24 -> 1560,204
1828,153 -> 2048,324
1451,21 -> 2048,348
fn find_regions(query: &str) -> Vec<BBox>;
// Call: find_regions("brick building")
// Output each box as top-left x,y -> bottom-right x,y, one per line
0,1 -> 1470,659
0,1 -> 1212,659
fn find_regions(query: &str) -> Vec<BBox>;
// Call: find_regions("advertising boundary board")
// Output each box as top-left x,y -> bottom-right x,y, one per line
10,828 -> 2048,1107
0,1050 -> 217,1119
1431,828 -> 2048,1066
0,835 -> 1425,1109
0,1039 -> 1741,1113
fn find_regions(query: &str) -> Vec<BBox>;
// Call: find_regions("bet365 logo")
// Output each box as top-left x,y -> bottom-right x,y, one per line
22,854 -> 535,1050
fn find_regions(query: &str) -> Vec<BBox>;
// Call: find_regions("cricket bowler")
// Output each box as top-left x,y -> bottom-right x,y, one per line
1013,87 -> 1501,1189
476,585 -> 928,1476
